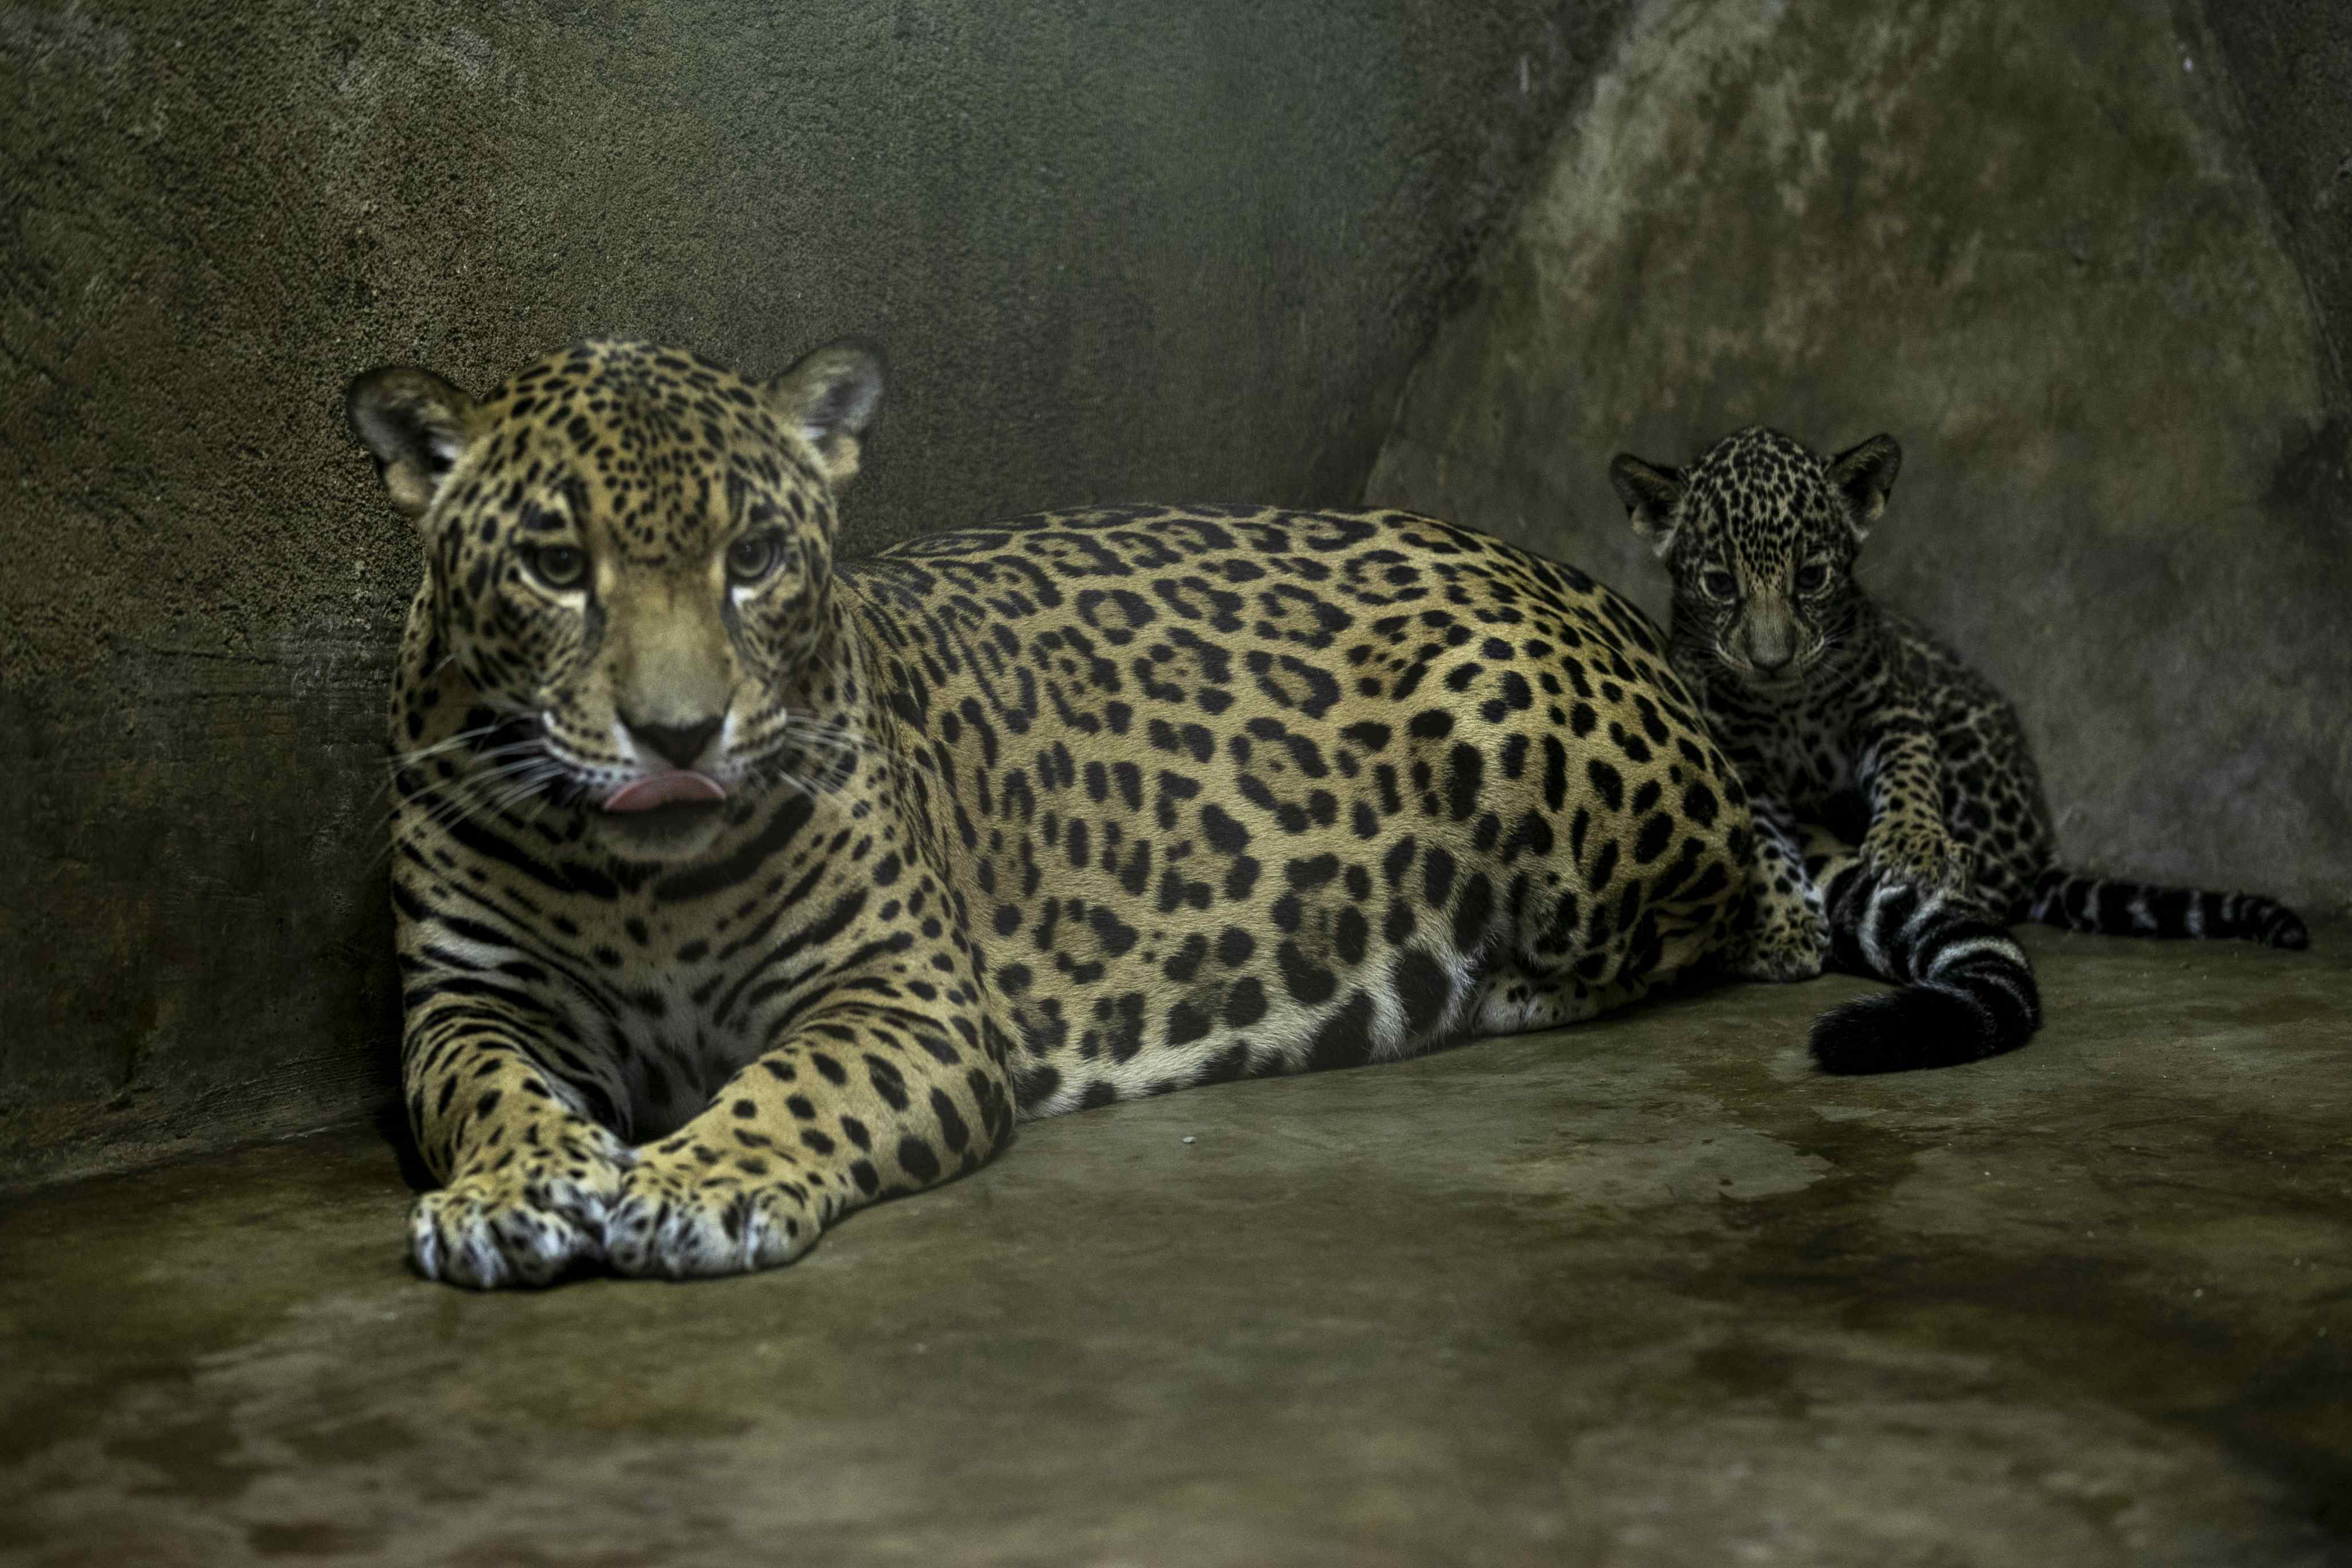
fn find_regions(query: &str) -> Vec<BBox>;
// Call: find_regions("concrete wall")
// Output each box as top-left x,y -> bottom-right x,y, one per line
1,0 -> 1632,1184
1370,0 -> 2352,916
2204,0 -> 2352,409
11,0 -> 2347,1187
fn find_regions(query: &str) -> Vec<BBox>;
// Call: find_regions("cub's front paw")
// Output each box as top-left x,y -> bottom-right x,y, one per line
410,1154 -> 628,1290
1730,919 -> 1828,983
603,1148 -> 825,1281
1861,821 -> 1974,897
1724,875 -> 1828,983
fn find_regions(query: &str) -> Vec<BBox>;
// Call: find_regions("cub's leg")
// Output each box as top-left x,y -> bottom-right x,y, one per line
1856,715 -> 1976,896
605,998 -> 1016,1280
1722,795 -> 1830,983
403,1003 -> 636,1289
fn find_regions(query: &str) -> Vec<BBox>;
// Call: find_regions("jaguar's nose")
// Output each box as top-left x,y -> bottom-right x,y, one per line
624,714 -> 723,770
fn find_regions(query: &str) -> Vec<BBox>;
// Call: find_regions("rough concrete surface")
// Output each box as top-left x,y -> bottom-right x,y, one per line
2205,0 -> 2352,404
3,927 -> 2347,1565
1369,0 -> 2352,919
0,0 -> 1634,1183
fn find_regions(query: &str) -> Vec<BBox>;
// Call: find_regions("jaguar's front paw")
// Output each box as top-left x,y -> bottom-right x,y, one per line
409,1143 -> 628,1289
603,1149 -> 825,1281
1861,821 -> 1974,897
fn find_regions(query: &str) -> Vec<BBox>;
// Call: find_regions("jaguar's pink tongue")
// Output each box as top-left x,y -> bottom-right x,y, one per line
603,771 -> 727,813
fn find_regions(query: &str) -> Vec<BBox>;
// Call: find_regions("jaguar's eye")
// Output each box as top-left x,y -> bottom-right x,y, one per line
1795,562 -> 1830,594
1699,569 -> 1739,602
727,532 -> 782,584
526,544 -> 587,590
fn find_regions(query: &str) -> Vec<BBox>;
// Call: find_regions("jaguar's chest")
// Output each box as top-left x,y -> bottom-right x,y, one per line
398,767 -> 947,1140
512,886 -> 818,1137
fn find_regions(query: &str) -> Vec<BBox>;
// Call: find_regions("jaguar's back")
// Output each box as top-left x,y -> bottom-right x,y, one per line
843,504 -> 1758,1116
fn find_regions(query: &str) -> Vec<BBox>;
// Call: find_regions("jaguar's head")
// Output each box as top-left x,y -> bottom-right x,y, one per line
1609,425 -> 1899,697
348,338 -> 883,859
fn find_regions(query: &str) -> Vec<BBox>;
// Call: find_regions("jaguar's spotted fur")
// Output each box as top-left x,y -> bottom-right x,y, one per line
345,338 -> 1818,1288
1612,425 -> 2308,1071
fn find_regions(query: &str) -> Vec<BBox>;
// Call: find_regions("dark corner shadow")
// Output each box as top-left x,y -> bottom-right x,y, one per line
372,1097 -> 436,1197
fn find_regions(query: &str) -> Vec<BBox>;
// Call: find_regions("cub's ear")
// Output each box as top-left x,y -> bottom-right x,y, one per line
345,367 -> 479,519
1829,433 -> 1902,538
1609,453 -> 1687,556
768,339 -> 886,488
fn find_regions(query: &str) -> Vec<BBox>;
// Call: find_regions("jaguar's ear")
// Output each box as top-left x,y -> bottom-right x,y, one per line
768,339 -> 886,489
345,367 -> 479,520
1829,433 -> 1902,539
1609,453 -> 1687,557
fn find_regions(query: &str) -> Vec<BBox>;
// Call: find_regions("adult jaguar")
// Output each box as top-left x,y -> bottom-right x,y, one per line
346,338 -> 1962,1287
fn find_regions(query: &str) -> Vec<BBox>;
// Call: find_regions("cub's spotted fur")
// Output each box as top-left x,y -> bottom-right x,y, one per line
347,338 -> 1801,1288
1612,425 -> 2308,1072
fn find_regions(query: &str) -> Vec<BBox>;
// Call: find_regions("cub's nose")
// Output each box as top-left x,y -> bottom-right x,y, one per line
624,714 -> 723,770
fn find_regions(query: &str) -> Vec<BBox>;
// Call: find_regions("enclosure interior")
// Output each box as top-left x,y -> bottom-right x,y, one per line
3,0 -> 2349,1561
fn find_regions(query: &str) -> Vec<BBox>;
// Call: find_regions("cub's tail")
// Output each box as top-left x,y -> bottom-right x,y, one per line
1809,865 -> 2041,1075
2022,869 -> 2307,950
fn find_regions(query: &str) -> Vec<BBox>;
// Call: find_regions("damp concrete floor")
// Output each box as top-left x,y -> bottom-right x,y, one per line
3,927 -> 2349,1567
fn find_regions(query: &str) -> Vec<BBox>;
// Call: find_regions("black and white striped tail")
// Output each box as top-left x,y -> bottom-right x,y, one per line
2021,869 -> 2307,950
1809,865 -> 2042,1075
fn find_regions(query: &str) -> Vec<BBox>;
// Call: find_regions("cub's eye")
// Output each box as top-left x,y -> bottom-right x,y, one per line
1699,569 -> 1738,602
1795,562 -> 1830,593
727,532 -> 782,584
525,544 -> 587,590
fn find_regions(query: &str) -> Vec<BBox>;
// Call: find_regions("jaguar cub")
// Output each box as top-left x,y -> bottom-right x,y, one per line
346,336 -> 1790,1288
1611,426 -> 2309,1070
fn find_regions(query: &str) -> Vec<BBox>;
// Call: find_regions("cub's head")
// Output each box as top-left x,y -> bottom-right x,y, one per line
1609,425 -> 1899,695
347,338 -> 883,859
